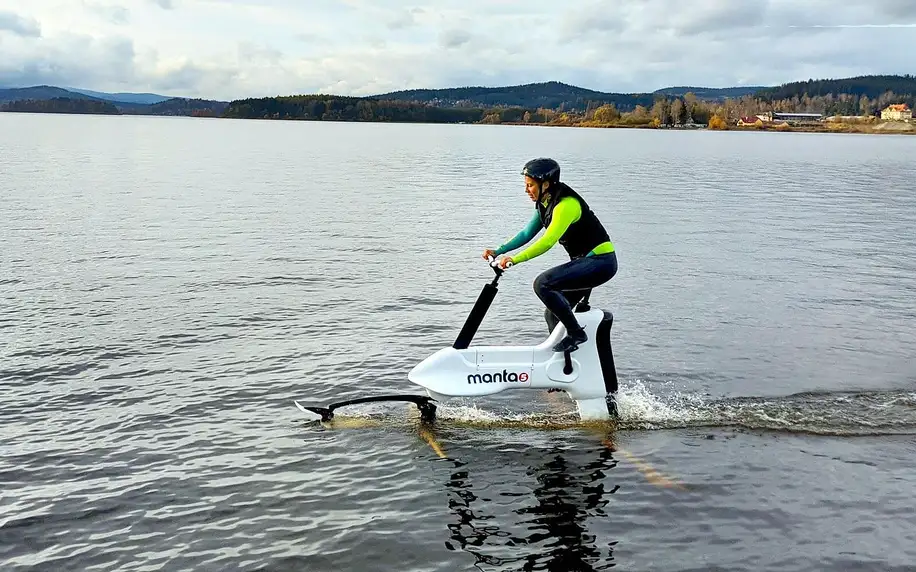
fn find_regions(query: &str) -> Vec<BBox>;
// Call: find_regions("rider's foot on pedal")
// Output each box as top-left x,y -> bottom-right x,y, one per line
553,328 -> 587,352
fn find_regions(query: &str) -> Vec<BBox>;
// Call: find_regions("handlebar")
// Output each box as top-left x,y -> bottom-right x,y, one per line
486,255 -> 512,278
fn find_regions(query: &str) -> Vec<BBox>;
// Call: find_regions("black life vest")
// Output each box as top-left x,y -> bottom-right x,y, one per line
536,182 -> 611,259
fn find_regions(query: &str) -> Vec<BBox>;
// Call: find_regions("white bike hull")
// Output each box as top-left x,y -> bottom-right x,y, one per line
408,308 -> 619,420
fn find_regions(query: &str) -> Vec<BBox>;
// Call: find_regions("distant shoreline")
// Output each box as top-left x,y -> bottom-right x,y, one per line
3,108 -> 914,135
3,74 -> 914,138
526,120 -> 916,135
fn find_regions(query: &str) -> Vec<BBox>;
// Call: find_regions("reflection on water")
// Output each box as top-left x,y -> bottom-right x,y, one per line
443,436 -> 620,571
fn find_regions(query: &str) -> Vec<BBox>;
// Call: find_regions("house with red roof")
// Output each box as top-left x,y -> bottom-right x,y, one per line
881,103 -> 912,121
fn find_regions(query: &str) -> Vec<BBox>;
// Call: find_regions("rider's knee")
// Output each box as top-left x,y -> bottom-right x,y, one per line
533,271 -> 550,296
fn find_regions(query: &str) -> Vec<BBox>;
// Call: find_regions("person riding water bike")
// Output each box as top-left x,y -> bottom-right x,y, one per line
482,158 -> 618,353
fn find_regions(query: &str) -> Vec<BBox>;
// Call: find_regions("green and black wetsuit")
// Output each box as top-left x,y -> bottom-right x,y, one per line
494,182 -> 618,349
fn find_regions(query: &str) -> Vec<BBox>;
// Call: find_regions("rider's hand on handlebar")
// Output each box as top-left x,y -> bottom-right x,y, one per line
481,248 -> 497,261
497,255 -> 514,269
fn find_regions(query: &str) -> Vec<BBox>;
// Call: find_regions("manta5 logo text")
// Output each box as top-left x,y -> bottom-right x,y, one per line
467,370 -> 530,384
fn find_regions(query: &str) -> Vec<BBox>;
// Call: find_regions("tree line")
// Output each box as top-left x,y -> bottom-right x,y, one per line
220,73 -> 916,127
222,95 -> 486,123
120,98 -> 229,116
219,88 -> 913,128
555,90 -> 915,128
5,78 -> 912,129
220,94 -> 707,125
0,97 -> 121,115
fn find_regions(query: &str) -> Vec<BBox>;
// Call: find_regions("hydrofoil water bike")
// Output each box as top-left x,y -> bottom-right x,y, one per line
294,258 -> 619,423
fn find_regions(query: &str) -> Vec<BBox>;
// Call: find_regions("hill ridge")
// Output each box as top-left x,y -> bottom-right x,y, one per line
3,73 -> 915,119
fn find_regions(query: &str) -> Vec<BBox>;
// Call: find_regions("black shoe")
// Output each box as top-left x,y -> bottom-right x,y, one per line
553,328 -> 587,352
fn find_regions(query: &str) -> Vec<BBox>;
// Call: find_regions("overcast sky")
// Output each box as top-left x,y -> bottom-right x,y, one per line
1,0 -> 914,100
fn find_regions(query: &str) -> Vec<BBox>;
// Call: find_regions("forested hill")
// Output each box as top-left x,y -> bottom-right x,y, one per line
0,85 -> 94,104
374,76 -> 916,112
756,74 -> 916,101
0,84 -> 228,116
652,86 -> 767,98
373,81 -> 659,112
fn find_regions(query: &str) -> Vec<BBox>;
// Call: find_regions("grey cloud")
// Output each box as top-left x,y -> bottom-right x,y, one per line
557,5 -> 626,43
0,36 -> 135,88
439,28 -> 471,49
765,26 -> 913,73
668,0 -> 769,37
150,61 -> 238,93
387,7 -> 424,30
0,32 -> 234,99
610,0 -> 835,40
765,0 -> 914,27
758,2 -> 834,34
570,0 -> 853,48
538,0 -> 911,92
151,0 -> 174,9
875,0 -> 916,19
0,11 -> 41,37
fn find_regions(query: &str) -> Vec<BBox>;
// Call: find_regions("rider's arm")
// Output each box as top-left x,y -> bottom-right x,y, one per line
510,197 -> 581,264
494,210 -> 542,255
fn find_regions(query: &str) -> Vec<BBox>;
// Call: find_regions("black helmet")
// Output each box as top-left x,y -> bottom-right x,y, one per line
522,158 -> 560,184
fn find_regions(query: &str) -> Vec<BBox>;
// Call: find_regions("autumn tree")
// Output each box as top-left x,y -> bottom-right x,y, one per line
651,98 -> 670,125
669,98 -> 685,124
631,105 -> 649,120
617,104 -> 651,125
708,115 -> 728,130
538,107 -> 557,122
593,103 -> 620,124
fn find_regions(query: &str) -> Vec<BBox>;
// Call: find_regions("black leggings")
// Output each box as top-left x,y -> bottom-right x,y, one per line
534,252 -> 618,335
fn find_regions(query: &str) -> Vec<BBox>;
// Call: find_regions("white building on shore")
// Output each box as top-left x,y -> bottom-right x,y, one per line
881,104 -> 912,121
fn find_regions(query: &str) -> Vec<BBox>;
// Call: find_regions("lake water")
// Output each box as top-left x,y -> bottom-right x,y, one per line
2,112 -> 915,571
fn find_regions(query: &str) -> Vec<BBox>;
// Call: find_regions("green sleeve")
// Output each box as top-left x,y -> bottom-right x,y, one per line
494,210 -> 542,255
511,197 -> 581,263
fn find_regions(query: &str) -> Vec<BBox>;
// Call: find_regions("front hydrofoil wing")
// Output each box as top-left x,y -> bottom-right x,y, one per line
294,394 -> 438,422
